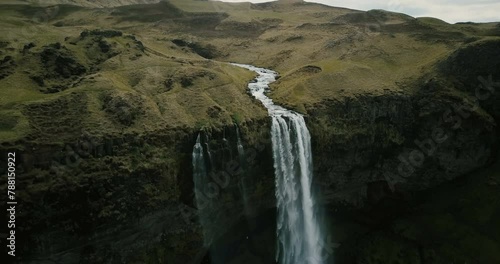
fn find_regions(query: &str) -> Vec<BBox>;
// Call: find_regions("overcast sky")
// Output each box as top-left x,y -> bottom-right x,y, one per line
219,0 -> 500,23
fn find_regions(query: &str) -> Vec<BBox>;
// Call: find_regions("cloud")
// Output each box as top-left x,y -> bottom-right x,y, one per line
218,0 -> 500,23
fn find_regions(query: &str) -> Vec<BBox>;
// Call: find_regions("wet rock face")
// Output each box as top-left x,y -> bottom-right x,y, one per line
304,41 -> 500,207
309,93 -> 413,205
444,40 -> 500,87
308,88 -> 497,206
442,39 -> 500,120
1,116 -> 275,264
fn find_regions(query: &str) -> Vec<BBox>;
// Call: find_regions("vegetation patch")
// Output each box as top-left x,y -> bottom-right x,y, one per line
23,93 -> 88,142
13,30 -> 148,93
0,112 -> 18,131
80,29 -> 123,39
102,92 -> 145,126
171,39 -> 219,59
168,68 -> 216,89
207,105 -> 223,119
0,55 -> 15,80
30,42 -> 86,93
40,43 -> 86,78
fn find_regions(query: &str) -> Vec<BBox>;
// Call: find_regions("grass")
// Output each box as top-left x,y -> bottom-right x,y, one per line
0,0 -> 498,141
0,1 -> 273,143
114,2 -> 185,22
171,0 -> 354,26
265,31 -> 458,111
0,109 -> 30,142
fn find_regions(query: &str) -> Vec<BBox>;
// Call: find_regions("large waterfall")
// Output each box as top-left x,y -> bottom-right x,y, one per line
232,63 -> 325,264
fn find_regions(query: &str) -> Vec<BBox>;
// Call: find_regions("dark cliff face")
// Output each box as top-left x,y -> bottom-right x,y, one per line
0,117 -> 276,263
308,89 -> 496,207
441,39 -> 500,121
306,39 -> 500,209
301,40 -> 500,263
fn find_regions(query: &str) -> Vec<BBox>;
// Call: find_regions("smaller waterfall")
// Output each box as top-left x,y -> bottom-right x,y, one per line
204,133 -> 214,171
236,126 -> 252,217
192,133 -> 214,246
236,127 -> 245,159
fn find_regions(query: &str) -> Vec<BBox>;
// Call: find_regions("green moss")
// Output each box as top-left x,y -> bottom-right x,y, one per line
0,111 -> 18,130
231,112 -> 243,124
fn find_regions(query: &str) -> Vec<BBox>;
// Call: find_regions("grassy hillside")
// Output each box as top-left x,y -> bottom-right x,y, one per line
0,1 -> 276,144
0,0 -> 498,147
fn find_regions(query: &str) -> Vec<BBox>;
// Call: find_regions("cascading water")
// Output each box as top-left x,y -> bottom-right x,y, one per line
192,133 -> 214,247
236,126 -> 252,217
232,63 -> 325,264
205,134 -> 214,171
236,127 -> 245,160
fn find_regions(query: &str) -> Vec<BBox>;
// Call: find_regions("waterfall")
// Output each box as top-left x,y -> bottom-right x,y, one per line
236,126 -> 252,217
192,133 -> 214,247
236,126 -> 245,159
204,133 -> 214,171
232,63 -> 325,264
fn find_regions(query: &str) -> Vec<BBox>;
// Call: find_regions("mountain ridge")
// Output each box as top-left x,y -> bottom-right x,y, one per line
3,0 -> 162,7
